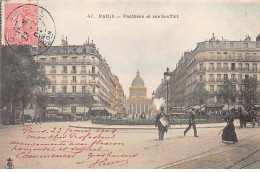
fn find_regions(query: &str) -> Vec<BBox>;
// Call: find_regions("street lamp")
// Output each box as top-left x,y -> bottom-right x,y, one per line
164,67 -> 171,114
151,91 -> 156,119
152,91 -> 156,100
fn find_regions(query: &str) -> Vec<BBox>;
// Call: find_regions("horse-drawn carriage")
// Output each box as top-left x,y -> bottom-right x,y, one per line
238,106 -> 259,128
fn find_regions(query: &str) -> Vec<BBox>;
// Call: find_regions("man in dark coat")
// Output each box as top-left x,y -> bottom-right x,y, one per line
184,108 -> 199,137
238,107 -> 244,129
155,107 -> 169,140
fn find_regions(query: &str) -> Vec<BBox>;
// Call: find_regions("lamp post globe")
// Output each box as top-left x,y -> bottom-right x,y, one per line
164,67 -> 171,114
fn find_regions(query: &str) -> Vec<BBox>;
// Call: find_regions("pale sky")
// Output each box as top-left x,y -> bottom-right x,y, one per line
35,0 -> 260,97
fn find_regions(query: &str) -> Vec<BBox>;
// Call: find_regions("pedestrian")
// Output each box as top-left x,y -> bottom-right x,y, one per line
244,112 -> 249,128
155,107 -> 169,141
221,114 -> 238,144
184,108 -> 199,137
238,107 -> 244,129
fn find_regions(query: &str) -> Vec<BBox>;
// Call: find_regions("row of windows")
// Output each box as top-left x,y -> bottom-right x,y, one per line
47,66 -> 97,74
51,86 -> 96,94
206,74 -> 258,80
199,62 -> 258,69
45,47 -> 96,54
50,76 -> 96,84
208,52 -> 259,57
187,74 -> 258,87
40,56 -> 98,63
206,42 -> 260,49
207,84 -> 257,93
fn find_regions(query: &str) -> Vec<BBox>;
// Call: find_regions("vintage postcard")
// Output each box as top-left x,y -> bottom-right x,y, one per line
1,0 -> 260,169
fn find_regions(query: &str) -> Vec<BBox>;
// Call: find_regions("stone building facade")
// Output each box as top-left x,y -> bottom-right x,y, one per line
156,33 -> 260,110
35,38 -> 126,114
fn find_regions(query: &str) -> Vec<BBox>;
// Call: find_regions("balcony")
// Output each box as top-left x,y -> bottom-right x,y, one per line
71,80 -> 77,84
230,67 -> 236,71
62,70 -> 68,74
61,80 -> 68,84
197,67 -> 206,72
38,59 -> 99,65
230,78 -> 237,82
252,68 -> 258,72
89,80 -> 99,85
71,70 -> 77,74
209,90 -> 216,94
51,81 -> 56,84
90,72 -> 99,76
198,78 -> 206,83
208,67 -> 215,71
222,67 -> 229,70
216,78 -> 223,82
80,80 -> 87,84
237,67 -> 243,71
216,67 -> 222,70
81,70 -> 86,74
50,70 -> 56,74
208,78 -> 215,82
243,68 -> 250,71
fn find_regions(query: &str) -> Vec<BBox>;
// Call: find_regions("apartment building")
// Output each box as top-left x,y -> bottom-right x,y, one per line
186,34 -> 260,105
155,33 -> 260,109
36,38 -> 126,114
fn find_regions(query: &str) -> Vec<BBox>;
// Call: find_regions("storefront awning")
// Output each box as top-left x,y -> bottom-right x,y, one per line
106,109 -> 117,115
93,96 -> 100,102
90,106 -> 105,111
46,107 -> 70,113
76,107 -> 89,113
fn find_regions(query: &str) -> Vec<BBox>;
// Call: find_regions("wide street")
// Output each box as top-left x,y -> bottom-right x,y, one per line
0,120 -> 260,169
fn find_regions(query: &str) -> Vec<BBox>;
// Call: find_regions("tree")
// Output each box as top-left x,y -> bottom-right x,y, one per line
191,83 -> 209,116
56,93 -> 69,119
1,45 -> 49,125
218,79 -> 237,113
81,92 -> 95,118
239,77 -> 258,107
35,91 -> 49,120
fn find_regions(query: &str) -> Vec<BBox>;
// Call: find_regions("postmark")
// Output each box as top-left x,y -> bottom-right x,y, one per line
4,3 -> 56,56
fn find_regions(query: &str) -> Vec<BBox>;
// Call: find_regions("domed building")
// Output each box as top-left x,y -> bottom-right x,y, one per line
126,71 -> 153,119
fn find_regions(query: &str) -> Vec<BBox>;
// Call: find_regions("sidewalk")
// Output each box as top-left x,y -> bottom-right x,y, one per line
0,120 -> 241,130
68,120 -> 235,130
0,124 -> 33,129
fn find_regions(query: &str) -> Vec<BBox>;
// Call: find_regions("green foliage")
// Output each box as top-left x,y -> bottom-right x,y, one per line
35,91 -> 49,108
56,93 -> 69,115
92,118 -> 209,125
239,77 -> 258,106
1,46 -> 50,107
218,79 -> 237,105
81,92 -> 95,107
192,83 -> 209,105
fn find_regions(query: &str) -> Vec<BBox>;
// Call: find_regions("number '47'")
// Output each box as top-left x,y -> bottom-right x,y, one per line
87,14 -> 94,18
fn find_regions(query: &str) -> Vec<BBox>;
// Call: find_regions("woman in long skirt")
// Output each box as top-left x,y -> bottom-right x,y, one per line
222,114 -> 238,143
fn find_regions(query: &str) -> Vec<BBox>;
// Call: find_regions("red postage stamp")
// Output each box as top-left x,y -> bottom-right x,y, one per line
5,3 -> 38,45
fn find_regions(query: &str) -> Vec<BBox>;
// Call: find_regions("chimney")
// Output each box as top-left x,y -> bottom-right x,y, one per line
61,35 -> 68,46
256,33 -> 260,42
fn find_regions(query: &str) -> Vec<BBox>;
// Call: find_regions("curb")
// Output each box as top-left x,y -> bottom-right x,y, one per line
0,124 -> 33,129
69,125 -> 226,130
